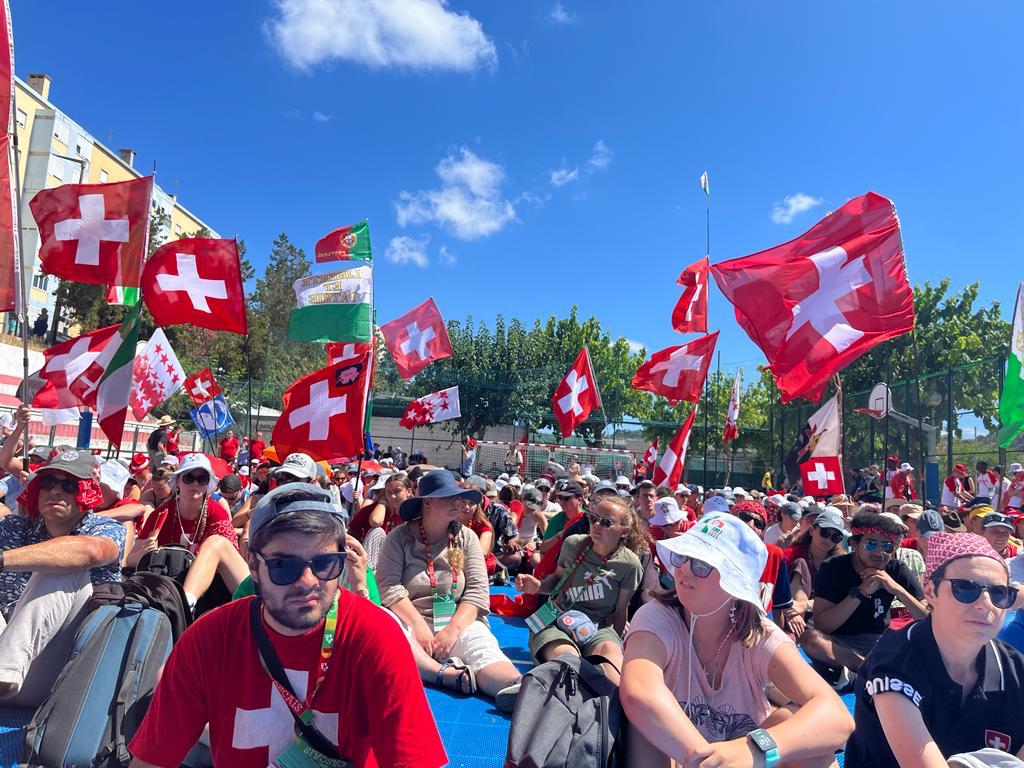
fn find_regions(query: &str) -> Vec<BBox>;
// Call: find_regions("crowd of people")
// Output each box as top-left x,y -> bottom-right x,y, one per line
1,412 -> 1024,766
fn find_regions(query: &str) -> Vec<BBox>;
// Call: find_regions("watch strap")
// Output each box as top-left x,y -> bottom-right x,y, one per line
748,728 -> 780,768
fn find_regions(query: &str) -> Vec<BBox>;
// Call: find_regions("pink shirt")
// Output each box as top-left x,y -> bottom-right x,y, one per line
625,600 -> 792,742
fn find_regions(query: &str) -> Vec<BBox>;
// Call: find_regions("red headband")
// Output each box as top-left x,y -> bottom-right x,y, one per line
18,474 -> 105,518
851,525 -> 900,543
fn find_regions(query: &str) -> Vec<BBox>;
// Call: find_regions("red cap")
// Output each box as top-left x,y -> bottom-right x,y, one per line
129,453 -> 149,473
954,463 -> 968,474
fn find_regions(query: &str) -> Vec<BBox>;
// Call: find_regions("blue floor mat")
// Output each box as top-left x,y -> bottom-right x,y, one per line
0,706 -> 31,768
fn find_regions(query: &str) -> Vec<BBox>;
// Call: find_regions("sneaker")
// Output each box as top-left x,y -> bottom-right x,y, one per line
833,666 -> 855,694
494,682 -> 521,713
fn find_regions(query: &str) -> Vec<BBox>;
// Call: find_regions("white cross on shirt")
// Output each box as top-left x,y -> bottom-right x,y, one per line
557,370 -> 589,415
399,322 -> 436,360
288,379 -> 347,441
786,246 -> 872,353
650,349 -> 703,388
53,194 -> 129,266
807,461 -> 835,490
155,252 -> 228,313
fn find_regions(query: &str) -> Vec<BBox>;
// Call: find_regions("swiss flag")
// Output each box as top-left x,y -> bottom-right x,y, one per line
272,353 -> 371,463
183,367 -> 222,406
800,455 -> 845,497
380,297 -> 453,380
551,348 -> 602,438
632,331 -> 718,405
32,324 -> 119,409
711,192 -> 915,403
142,238 -> 248,334
30,177 -> 152,288
653,407 -> 697,488
326,341 -> 373,365
671,256 -> 709,333
723,369 -> 742,444
643,437 -> 659,473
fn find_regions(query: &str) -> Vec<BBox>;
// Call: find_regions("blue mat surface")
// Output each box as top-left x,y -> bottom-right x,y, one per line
0,706 -> 31,768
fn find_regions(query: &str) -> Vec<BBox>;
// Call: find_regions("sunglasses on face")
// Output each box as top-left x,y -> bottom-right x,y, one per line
587,512 -> 620,529
737,512 -> 766,531
939,578 -> 1018,609
816,526 -> 845,544
256,552 -> 346,586
668,552 -> 714,578
38,475 -> 78,494
556,494 -> 576,502
179,472 -> 210,486
863,538 -> 895,554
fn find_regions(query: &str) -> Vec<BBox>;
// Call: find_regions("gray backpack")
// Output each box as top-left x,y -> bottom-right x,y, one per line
505,653 -> 623,768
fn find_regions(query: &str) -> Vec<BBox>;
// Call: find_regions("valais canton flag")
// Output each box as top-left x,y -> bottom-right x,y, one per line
710,192 -> 914,403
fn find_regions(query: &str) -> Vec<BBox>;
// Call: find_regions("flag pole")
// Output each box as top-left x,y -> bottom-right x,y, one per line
702,370 -> 709,491
12,125 -> 28,469
584,345 -> 610,435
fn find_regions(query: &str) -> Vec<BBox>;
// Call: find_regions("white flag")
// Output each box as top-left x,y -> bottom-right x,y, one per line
422,386 -> 461,423
129,328 -> 185,420
808,395 -> 841,458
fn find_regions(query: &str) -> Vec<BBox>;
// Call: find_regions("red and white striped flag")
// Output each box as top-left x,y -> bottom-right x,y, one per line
723,369 -> 742,444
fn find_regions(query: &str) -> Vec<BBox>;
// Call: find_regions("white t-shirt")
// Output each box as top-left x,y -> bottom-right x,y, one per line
977,472 -> 997,499
763,523 -> 782,547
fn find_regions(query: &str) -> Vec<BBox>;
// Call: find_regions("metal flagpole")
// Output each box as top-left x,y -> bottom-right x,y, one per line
12,128 -> 28,469
700,170 -> 711,489
584,346 -> 610,434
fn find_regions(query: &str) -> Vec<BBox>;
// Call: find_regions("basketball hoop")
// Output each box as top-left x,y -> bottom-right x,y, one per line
859,382 -> 892,420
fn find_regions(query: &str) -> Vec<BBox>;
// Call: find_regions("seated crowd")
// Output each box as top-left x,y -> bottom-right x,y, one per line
1,418 -> 1024,767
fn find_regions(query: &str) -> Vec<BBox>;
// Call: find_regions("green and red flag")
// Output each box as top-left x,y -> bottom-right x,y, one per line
315,220 -> 372,263
95,302 -> 142,447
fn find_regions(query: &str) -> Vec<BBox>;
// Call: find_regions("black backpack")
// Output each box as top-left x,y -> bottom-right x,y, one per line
87,570 -> 193,642
505,653 -> 624,768
137,544 -> 195,587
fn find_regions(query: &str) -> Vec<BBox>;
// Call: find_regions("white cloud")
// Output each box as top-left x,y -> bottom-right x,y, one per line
312,110 -> 333,122
386,235 -> 430,267
549,165 -> 579,187
588,140 -> 611,170
266,0 -> 497,73
395,147 -> 516,239
439,245 -> 455,265
549,2 -> 576,24
625,338 -> 646,355
771,193 -> 822,224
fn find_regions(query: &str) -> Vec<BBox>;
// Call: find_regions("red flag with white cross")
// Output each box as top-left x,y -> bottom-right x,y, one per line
379,297 -> 453,380
183,367 -> 221,406
722,369 -> 742,444
653,406 -> 697,488
142,238 -> 248,334
325,341 -> 373,365
800,455 -> 845,497
551,347 -> 602,438
710,192 -> 915,403
643,437 -> 659,473
632,331 -> 718,405
272,352 -> 372,462
32,324 -> 119,409
671,256 -> 709,333
129,329 -> 186,420
29,176 -> 152,288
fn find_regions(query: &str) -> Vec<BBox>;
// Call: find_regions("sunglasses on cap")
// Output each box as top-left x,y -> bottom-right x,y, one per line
816,526 -> 844,544
587,512 -> 620,529
179,471 -> 210,486
668,552 -> 714,578
863,538 -> 895,554
256,552 -> 346,586
938,578 -> 1018,610
737,512 -> 766,531
38,475 -> 78,494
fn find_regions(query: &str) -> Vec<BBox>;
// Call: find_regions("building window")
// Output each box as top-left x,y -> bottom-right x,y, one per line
99,169 -> 108,182
175,224 -> 182,235
31,272 -> 48,291
15,109 -> 25,127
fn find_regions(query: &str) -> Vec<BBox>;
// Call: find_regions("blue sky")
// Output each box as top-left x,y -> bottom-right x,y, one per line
10,1 -> 1024,379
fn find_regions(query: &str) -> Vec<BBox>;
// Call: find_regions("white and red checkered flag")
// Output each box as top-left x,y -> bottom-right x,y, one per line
653,406 -> 698,488
632,331 -> 718,405
671,256 -> 709,333
29,176 -> 152,289
183,367 -> 221,406
800,455 -> 845,497
399,386 -> 461,429
129,329 -> 185,420
551,347 -> 603,438
722,369 -> 742,444
379,297 -> 453,380
643,437 -> 659,473
711,192 -> 915,403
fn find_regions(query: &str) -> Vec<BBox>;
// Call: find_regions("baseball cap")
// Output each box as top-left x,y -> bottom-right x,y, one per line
38,449 -> 100,481
270,453 -> 318,481
732,486 -> 749,499
954,463 -> 968,473
815,507 -> 845,531
534,477 -> 553,490
98,459 -> 130,496
983,512 -> 1014,531
1011,463 -> 1024,474
779,501 -> 803,520
508,476 -> 523,488
916,509 -> 944,539
650,497 -> 686,526
465,475 -> 487,494
160,455 -> 179,470
249,485 -> 345,541
484,479 -> 498,498
520,485 -> 543,511
674,484 -> 692,496
590,480 -> 619,497
656,513 -> 768,614
899,462 -> 914,472
703,495 -> 731,515
924,531 -> 1007,583
219,474 -> 243,494
557,481 -> 585,498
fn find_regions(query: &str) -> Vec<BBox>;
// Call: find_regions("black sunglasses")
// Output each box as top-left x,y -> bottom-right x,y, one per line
587,512 -> 619,529
556,494 -> 577,501
179,471 -> 210,486
738,512 -> 766,531
668,552 -> 714,578
38,474 -> 78,494
940,578 -> 1018,610
816,526 -> 844,544
256,552 -> 346,586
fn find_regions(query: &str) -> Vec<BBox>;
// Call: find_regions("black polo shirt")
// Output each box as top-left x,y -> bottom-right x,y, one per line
845,617 -> 1024,766
815,553 -> 923,636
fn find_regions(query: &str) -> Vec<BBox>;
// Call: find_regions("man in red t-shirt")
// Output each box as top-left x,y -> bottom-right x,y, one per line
128,484 -> 446,768
250,431 -> 266,462
219,428 -> 239,465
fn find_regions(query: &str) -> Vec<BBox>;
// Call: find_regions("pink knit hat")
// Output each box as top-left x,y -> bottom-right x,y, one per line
924,532 -> 1007,583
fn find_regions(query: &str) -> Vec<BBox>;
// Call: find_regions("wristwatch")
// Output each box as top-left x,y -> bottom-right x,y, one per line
748,728 -> 780,767
848,586 -> 868,601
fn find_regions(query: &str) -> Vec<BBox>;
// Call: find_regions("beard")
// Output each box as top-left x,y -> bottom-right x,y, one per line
261,580 -> 338,631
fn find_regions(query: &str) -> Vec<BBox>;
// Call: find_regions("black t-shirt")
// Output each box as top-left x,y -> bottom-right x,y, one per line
815,553 -> 923,636
845,617 -> 1024,766
147,427 -> 167,452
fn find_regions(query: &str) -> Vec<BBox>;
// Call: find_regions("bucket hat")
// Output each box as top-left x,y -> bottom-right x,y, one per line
399,469 -> 482,522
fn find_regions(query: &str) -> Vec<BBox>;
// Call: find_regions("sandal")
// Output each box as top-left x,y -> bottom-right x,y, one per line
435,656 -> 476,696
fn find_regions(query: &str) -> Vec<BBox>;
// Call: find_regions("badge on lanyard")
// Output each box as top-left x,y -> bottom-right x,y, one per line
272,732 -> 351,767
525,599 -> 563,633
432,590 -> 457,632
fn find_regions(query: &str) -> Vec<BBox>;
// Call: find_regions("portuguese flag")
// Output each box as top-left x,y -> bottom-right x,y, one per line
999,283 -> 1024,447
288,265 -> 373,343
315,220 -> 372,263
95,302 -> 142,447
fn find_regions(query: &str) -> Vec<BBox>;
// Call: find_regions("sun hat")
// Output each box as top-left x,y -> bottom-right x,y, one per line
830,494 -> 857,514
614,475 -> 631,487
651,497 -> 686,526
249,484 -> 345,541
128,453 -> 149,474
1011,463 -> 1024,473
815,506 -> 845,532
270,453 -> 318,481
498,473 -> 510,481
156,415 -> 174,427
98,459 -> 130,497
899,503 -> 924,520
238,465 -> 250,477
656,512 -> 768,613
399,469 -> 483,522
954,463 -> 968,474
484,479 -> 498,498
171,453 -> 218,494
508,476 -> 523,488
160,455 -> 179,470
899,462 -> 914,472
674,484 -> 692,496
779,501 -> 803,520
702,495 -> 730,515
766,493 -> 787,508
924,531 -> 1007,583
732,486 -> 749,499
942,510 -> 967,533
983,512 -> 1015,531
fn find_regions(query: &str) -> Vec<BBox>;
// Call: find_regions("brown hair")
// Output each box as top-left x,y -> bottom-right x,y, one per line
654,588 -> 767,648
593,495 -> 650,557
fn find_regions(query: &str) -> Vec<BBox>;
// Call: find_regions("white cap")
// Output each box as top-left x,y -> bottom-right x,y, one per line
498,473 -> 510,481
674,484 -> 692,496
270,453 -> 319,481
172,453 -> 218,494
799,496 -> 815,508
899,462 -> 914,472
99,459 -> 130,497
508,476 -> 523,488
732,486 -> 748,499
1011,463 -> 1024,474
767,493 -> 787,507
160,455 -> 179,469
615,475 -> 631,487
650,497 -> 686,526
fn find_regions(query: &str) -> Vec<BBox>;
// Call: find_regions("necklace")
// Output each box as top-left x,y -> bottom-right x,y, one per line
177,498 -> 208,553
699,623 -> 735,692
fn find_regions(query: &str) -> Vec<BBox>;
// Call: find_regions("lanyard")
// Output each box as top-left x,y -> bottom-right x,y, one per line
419,522 -> 457,592
551,537 -> 617,607
263,593 -> 339,719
